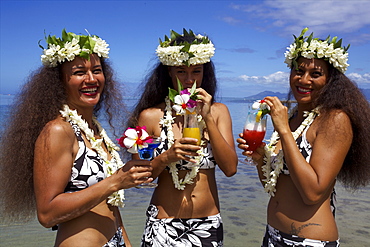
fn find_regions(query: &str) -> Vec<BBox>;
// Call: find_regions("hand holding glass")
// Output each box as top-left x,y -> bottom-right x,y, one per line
242,111 -> 267,165
136,137 -> 162,188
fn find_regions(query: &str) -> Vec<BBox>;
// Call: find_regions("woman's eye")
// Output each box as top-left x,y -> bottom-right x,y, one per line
73,71 -> 85,76
312,71 -> 322,77
93,69 -> 102,74
295,69 -> 304,75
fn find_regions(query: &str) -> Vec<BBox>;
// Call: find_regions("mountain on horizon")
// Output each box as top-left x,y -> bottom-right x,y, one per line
221,91 -> 288,103
361,89 -> 370,100
231,89 -> 370,102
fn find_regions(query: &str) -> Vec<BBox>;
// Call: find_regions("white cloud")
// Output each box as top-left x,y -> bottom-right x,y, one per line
238,71 -> 289,86
227,0 -> 370,44
348,73 -> 370,86
220,16 -> 241,25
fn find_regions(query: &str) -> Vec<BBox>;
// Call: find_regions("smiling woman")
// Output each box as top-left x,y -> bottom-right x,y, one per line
0,29 -> 154,247
62,54 -> 105,109
237,27 -> 370,247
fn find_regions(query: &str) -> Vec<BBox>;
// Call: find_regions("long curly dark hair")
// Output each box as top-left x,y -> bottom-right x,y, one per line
0,58 -> 126,223
287,63 -> 370,190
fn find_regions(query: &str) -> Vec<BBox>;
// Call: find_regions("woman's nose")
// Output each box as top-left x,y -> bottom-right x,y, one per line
299,73 -> 312,85
85,71 -> 97,83
185,74 -> 195,83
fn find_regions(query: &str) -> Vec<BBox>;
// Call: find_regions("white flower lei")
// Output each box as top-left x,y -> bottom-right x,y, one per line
41,29 -> 109,67
60,105 -> 125,207
262,107 -> 319,196
284,28 -> 350,73
160,97 -> 205,190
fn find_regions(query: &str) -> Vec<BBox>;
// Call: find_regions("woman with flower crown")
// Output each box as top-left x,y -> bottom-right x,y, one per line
237,28 -> 370,246
0,29 -> 154,247
127,29 -> 238,247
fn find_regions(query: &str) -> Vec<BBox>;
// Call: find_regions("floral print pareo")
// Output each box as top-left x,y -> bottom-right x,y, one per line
141,205 -> 223,247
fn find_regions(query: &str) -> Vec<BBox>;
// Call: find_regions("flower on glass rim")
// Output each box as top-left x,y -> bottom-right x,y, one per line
169,79 -> 198,115
118,126 -> 153,154
172,89 -> 197,115
252,99 -> 270,122
252,99 -> 269,111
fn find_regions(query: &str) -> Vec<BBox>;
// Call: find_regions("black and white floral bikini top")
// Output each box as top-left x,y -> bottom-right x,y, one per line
270,126 -> 337,216
64,121 -> 106,193
155,124 -> 217,170
270,126 -> 312,175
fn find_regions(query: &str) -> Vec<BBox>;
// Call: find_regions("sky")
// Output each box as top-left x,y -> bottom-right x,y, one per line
1,0 -> 370,98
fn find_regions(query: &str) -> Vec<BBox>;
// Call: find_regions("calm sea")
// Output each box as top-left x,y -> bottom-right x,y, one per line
0,94 -> 369,246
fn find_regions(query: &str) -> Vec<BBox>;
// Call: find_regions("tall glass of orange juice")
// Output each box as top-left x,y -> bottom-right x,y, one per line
183,110 -> 201,145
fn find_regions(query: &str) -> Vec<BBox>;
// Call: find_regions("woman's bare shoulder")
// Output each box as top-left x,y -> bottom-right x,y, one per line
211,102 -> 231,116
139,103 -> 165,120
37,117 -> 75,142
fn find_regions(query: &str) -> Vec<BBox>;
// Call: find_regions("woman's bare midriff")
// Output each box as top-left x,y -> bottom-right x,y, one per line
55,201 -> 120,247
150,169 -> 220,219
267,175 -> 338,241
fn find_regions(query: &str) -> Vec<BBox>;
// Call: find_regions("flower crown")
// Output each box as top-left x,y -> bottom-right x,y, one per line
39,29 -> 110,67
156,29 -> 215,66
284,27 -> 350,73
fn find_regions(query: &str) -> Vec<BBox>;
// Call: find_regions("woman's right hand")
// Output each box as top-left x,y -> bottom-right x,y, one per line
115,159 -> 153,189
263,96 -> 289,134
165,137 -> 201,164
237,133 -> 265,164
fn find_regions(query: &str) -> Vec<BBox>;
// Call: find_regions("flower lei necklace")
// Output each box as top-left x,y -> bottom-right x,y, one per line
262,106 -> 320,196
60,104 -> 125,207
160,97 -> 205,190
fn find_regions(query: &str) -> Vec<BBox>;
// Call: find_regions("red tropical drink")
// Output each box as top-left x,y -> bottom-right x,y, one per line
243,128 -> 266,152
243,112 -> 267,152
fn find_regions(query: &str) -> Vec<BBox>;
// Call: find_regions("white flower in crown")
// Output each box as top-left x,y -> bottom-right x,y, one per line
40,29 -> 110,67
284,27 -> 350,73
41,44 -> 61,67
57,38 -> 81,63
92,36 -> 109,58
156,29 -> 215,66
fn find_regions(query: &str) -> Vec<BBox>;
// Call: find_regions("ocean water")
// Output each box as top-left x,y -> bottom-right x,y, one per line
0,94 -> 369,246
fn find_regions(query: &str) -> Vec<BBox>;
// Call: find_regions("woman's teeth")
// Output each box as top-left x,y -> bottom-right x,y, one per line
297,87 -> 311,93
81,87 -> 97,93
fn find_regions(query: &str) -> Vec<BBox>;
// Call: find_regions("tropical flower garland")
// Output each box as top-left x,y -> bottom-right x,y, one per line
262,107 -> 320,196
284,27 -> 350,73
156,29 -> 215,66
160,97 -> 206,190
60,105 -> 125,207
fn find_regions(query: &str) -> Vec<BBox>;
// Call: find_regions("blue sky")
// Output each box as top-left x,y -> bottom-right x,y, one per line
1,0 -> 370,98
